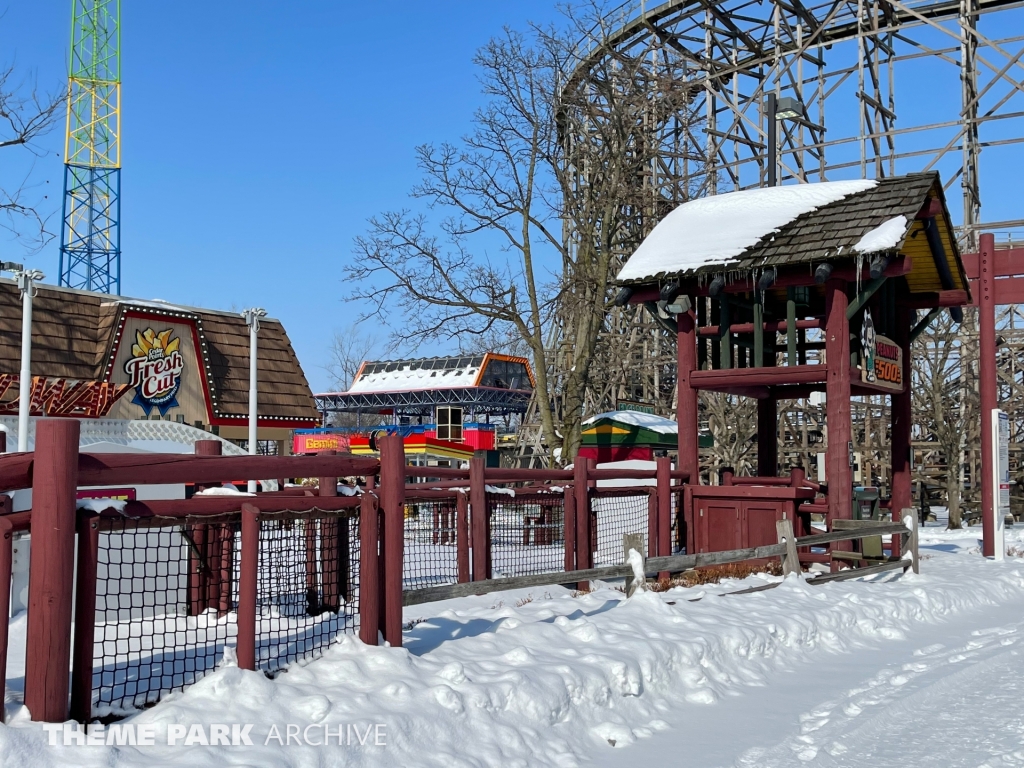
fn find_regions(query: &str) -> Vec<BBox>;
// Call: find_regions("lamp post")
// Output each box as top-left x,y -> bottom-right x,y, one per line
242,308 -> 267,493
766,94 -> 807,187
8,267 -> 44,452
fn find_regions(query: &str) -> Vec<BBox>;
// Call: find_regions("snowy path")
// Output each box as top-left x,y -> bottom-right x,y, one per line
596,588 -> 1024,768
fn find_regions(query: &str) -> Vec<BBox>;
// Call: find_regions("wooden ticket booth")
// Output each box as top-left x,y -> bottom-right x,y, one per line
615,172 -> 970,561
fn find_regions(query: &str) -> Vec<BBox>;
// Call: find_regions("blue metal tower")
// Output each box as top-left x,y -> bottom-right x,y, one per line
58,0 -> 121,294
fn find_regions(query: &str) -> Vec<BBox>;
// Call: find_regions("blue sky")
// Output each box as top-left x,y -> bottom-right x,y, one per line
1,2 -> 1022,393
0,1 -> 563,391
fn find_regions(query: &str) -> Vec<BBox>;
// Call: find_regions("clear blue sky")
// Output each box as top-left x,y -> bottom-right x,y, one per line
0,1 -> 564,392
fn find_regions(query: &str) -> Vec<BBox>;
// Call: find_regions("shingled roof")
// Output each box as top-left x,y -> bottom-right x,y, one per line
617,172 -> 968,296
0,280 -> 319,424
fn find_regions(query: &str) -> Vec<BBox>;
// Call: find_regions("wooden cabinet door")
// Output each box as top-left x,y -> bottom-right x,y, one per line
741,500 -> 785,549
696,499 -> 742,553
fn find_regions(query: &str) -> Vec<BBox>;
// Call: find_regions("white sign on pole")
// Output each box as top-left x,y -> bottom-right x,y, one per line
992,409 -> 1010,561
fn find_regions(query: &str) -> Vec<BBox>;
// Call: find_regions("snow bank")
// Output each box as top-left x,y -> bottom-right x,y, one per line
853,215 -> 909,253
3,526 -> 1024,767
582,410 -> 677,434
194,486 -> 255,497
617,180 -> 877,282
76,498 -> 127,513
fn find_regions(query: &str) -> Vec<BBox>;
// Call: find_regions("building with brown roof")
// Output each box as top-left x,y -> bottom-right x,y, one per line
0,280 -> 319,448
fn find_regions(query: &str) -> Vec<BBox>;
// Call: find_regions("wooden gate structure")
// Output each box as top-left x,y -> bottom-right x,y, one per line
616,172 -> 970,552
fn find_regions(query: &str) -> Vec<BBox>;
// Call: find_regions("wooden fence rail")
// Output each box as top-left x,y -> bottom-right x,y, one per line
403,519 -> 917,607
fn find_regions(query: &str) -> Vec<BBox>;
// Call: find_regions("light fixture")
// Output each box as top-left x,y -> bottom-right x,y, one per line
613,286 -> 634,307
814,263 -> 834,284
869,255 -> 890,279
659,280 -> 680,302
757,267 -> 777,292
708,275 -> 726,297
775,96 -> 806,120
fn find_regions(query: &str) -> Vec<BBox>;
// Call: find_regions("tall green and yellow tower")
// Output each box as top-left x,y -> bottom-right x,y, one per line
58,0 -> 121,293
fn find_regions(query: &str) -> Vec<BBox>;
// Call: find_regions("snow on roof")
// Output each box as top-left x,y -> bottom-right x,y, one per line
348,356 -> 484,394
582,410 -> 678,434
617,180 -> 878,283
853,215 -> 909,254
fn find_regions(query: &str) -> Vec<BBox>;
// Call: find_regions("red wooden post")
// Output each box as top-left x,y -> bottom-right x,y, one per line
563,485 -> 576,572
574,460 -> 591,589
456,492 -> 470,583
25,418 -> 80,722
470,457 -> 488,581
237,503 -> 259,671
646,490 -> 657,561
358,492 -> 380,645
70,512 -> 99,723
656,456 -> 671,579
979,232 -> 997,556
0,517 -> 12,723
677,306 -> 700,483
0,430 -> 6,453
189,440 -> 221,616
890,302 -> 913,557
825,278 -> 853,565
757,397 -> 778,476
378,434 -> 405,647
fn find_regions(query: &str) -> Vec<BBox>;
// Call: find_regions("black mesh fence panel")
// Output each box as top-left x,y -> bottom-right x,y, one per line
591,490 -> 650,566
404,496 -> 459,590
488,491 -> 564,577
92,508 -> 362,713
253,512 -> 360,674
94,518 -> 236,715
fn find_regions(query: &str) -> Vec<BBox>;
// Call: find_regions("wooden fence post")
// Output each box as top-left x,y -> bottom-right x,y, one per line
189,440 -> 221,616
379,435 -> 405,647
574,460 -> 591,590
623,533 -> 645,598
456,492 -> 470,583
0,516 -> 12,723
563,485 -> 576,573
25,418 -> 80,722
470,457 -> 488,581
903,508 -> 919,575
69,512 -> 99,723
656,457 -> 671,581
776,518 -> 800,577
647,489 -> 658,568
358,492 -> 380,645
237,503 -> 259,671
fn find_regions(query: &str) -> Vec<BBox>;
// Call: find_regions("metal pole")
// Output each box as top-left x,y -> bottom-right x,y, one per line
767,93 -> 778,188
243,308 -> 266,493
16,271 -> 43,452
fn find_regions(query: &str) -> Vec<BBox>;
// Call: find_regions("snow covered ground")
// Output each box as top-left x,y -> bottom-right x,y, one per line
3,521 -> 1024,767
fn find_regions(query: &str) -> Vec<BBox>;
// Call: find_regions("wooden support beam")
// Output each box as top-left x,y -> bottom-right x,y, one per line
909,307 -> 941,341
25,419 -> 79,722
787,288 -> 798,366
677,308 -> 700,484
753,298 -> 764,367
846,274 -> 888,320
825,280 -> 854,530
902,290 -> 970,309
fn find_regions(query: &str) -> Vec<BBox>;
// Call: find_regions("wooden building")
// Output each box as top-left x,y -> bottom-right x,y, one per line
0,280 -> 319,451
616,172 -> 970,554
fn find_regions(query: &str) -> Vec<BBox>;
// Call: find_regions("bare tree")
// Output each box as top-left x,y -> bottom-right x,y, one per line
0,65 -> 66,250
912,311 -> 979,529
346,3 -> 709,464
324,325 -> 380,392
